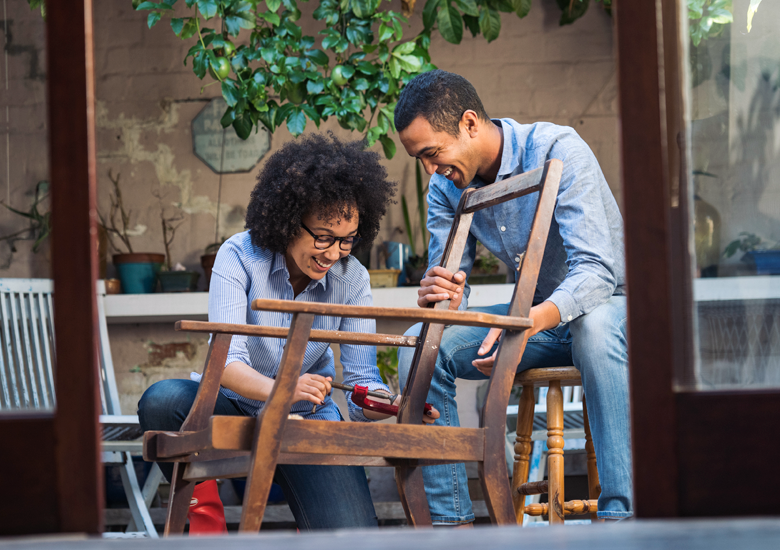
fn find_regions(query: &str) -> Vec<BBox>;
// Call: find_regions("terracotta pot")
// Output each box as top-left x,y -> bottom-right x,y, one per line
201,253 -> 217,290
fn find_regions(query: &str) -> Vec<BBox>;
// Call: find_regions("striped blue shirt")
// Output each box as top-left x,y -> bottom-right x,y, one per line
207,231 -> 390,422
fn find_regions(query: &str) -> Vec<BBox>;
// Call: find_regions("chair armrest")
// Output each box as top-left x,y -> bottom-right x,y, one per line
250,299 -> 533,331
175,320 -> 418,347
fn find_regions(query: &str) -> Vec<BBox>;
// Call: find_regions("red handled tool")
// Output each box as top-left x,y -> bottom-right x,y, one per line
331,382 -> 433,417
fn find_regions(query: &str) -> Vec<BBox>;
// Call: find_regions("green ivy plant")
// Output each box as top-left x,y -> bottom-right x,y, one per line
420,0 -> 612,45
133,0 -> 434,158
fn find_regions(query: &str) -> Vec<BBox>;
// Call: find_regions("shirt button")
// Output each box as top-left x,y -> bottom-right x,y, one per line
515,255 -> 521,263
567,315 -> 573,321
500,226 -> 507,232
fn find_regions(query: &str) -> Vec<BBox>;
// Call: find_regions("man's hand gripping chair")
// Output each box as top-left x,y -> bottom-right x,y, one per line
143,160 -> 564,533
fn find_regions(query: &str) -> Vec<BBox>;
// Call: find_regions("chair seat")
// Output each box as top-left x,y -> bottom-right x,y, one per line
101,414 -> 144,441
514,366 -> 581,386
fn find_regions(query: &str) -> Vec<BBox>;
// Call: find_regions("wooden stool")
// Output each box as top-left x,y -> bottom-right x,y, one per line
510,366 -> 601,525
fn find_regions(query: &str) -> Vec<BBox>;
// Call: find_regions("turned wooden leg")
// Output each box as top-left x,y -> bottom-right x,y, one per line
164,462 -> 195,536
582,396 -> 602,522
511,385 -> 535,523
546,381 -> 565,525
395,463 -> 432,527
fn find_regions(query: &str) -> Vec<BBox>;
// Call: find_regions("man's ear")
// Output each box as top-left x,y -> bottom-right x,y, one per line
461,110 -> 481,138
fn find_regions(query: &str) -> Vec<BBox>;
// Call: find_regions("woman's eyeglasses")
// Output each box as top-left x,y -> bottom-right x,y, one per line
301,222 -> 361,251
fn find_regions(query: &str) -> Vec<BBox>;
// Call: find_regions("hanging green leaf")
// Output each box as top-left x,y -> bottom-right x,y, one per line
478,7 -> 501,42
437,4 -> 464,44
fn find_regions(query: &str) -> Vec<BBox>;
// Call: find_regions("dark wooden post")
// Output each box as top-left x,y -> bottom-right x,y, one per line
614,0 -> 680,517
46,0 -> 102,533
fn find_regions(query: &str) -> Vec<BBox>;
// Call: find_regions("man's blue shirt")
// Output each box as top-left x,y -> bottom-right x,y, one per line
426,119 -> 625,323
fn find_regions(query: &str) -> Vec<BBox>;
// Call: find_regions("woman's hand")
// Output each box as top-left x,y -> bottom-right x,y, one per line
294,374 -> 332,405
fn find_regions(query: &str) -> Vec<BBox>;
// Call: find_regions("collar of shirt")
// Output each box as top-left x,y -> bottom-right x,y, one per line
269,251 -> 328,293
496,119 -> 520,179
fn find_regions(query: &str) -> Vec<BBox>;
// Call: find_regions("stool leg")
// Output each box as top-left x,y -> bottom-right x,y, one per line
546,381 -> 565,525
582,397 -> 602,523
511,385 -> 535,524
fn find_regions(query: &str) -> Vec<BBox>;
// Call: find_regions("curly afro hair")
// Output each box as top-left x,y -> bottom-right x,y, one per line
246,132 -> 397,255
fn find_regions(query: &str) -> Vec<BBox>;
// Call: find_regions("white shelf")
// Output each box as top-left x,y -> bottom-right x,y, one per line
103,284 -> 516,324
693,276 -> 780,302
103,278 -> 780,324
104,292 -> 209,324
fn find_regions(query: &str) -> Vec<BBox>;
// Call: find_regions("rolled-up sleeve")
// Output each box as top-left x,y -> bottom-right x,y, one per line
337,269 -> 391,422
546,137 -> 618,324
208,240 -> 252,367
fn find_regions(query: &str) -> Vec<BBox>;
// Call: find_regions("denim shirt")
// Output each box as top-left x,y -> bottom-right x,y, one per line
426,119 -> 625,324
206,231 -> 390,421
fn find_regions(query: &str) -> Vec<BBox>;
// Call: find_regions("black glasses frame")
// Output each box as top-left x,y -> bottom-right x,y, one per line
300,222 -> 361,251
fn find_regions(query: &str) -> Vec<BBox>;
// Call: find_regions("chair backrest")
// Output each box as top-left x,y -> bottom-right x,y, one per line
0,279 -> 56,411
398,160 -> 563,426
0,278 -> 120,416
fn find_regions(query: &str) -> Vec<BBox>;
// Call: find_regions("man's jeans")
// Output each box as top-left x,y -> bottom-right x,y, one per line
398,296 -> 632,523
137,379 -> 378,530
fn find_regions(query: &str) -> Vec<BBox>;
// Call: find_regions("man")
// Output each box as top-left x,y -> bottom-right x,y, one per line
395,70 -> 631,525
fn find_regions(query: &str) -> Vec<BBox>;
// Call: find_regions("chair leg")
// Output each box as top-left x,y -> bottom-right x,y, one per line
477,453 -> 516,525
164,462 -> 195,536
546,381 -> 565,525
582,397 -> 602,523
511,385 -> 535,523
394,464 -> 432,526
118,451 -> 158,537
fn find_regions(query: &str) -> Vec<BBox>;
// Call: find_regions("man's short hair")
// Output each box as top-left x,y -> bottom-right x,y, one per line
394,70 -> 490,136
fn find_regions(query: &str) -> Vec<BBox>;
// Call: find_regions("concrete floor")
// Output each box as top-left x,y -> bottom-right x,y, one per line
4,518 -> 780,549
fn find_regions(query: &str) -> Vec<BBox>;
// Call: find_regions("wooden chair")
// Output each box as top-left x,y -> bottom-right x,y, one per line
510,368 -> 601,524
0,278 -> 161,537
143,159 -> 563,533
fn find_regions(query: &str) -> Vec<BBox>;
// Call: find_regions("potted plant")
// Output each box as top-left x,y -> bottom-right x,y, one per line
155,190 -> 200,293
201,239 -> 225,291
376,347 -> 400,396
401,161 -> 429,286
1,180 -> 112,277
723,232 -> 780,275
100,170 -> 165,294
470,242 -> 505,285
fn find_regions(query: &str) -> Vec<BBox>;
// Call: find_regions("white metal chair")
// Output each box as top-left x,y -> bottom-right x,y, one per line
0,278 -> 161,537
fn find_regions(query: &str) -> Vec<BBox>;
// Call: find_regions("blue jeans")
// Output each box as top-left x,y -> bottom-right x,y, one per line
137,379 -> 378,530
398,297 -> 632,523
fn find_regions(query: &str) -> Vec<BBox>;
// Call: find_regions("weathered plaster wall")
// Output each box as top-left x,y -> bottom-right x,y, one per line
1,1 -> 619,412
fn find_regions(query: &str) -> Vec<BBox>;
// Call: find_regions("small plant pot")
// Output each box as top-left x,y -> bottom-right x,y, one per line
743,250 -> 780,275
469,273 -> 506,285
405,267 -> 427,286
201,253 -> 217,290
113,253 -> 165,294
158,270 -> 200,293
368,269 -> 401,288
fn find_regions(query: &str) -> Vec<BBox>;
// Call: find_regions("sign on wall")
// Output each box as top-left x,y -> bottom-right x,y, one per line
192,97 -> 271,174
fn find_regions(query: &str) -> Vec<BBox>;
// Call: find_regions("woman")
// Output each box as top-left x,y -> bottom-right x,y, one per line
138,133 -> 438,534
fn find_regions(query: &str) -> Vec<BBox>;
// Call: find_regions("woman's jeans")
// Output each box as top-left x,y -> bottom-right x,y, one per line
397,297 -> 632,523
137,379 -> 378,530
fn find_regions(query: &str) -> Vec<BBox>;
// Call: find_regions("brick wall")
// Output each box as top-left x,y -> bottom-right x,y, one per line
1,0 -> 619,411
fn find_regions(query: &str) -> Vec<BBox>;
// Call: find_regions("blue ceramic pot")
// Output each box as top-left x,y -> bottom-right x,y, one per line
113,253 -> 165,294
743,250 -> 780,275
158,270 -> 200,292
